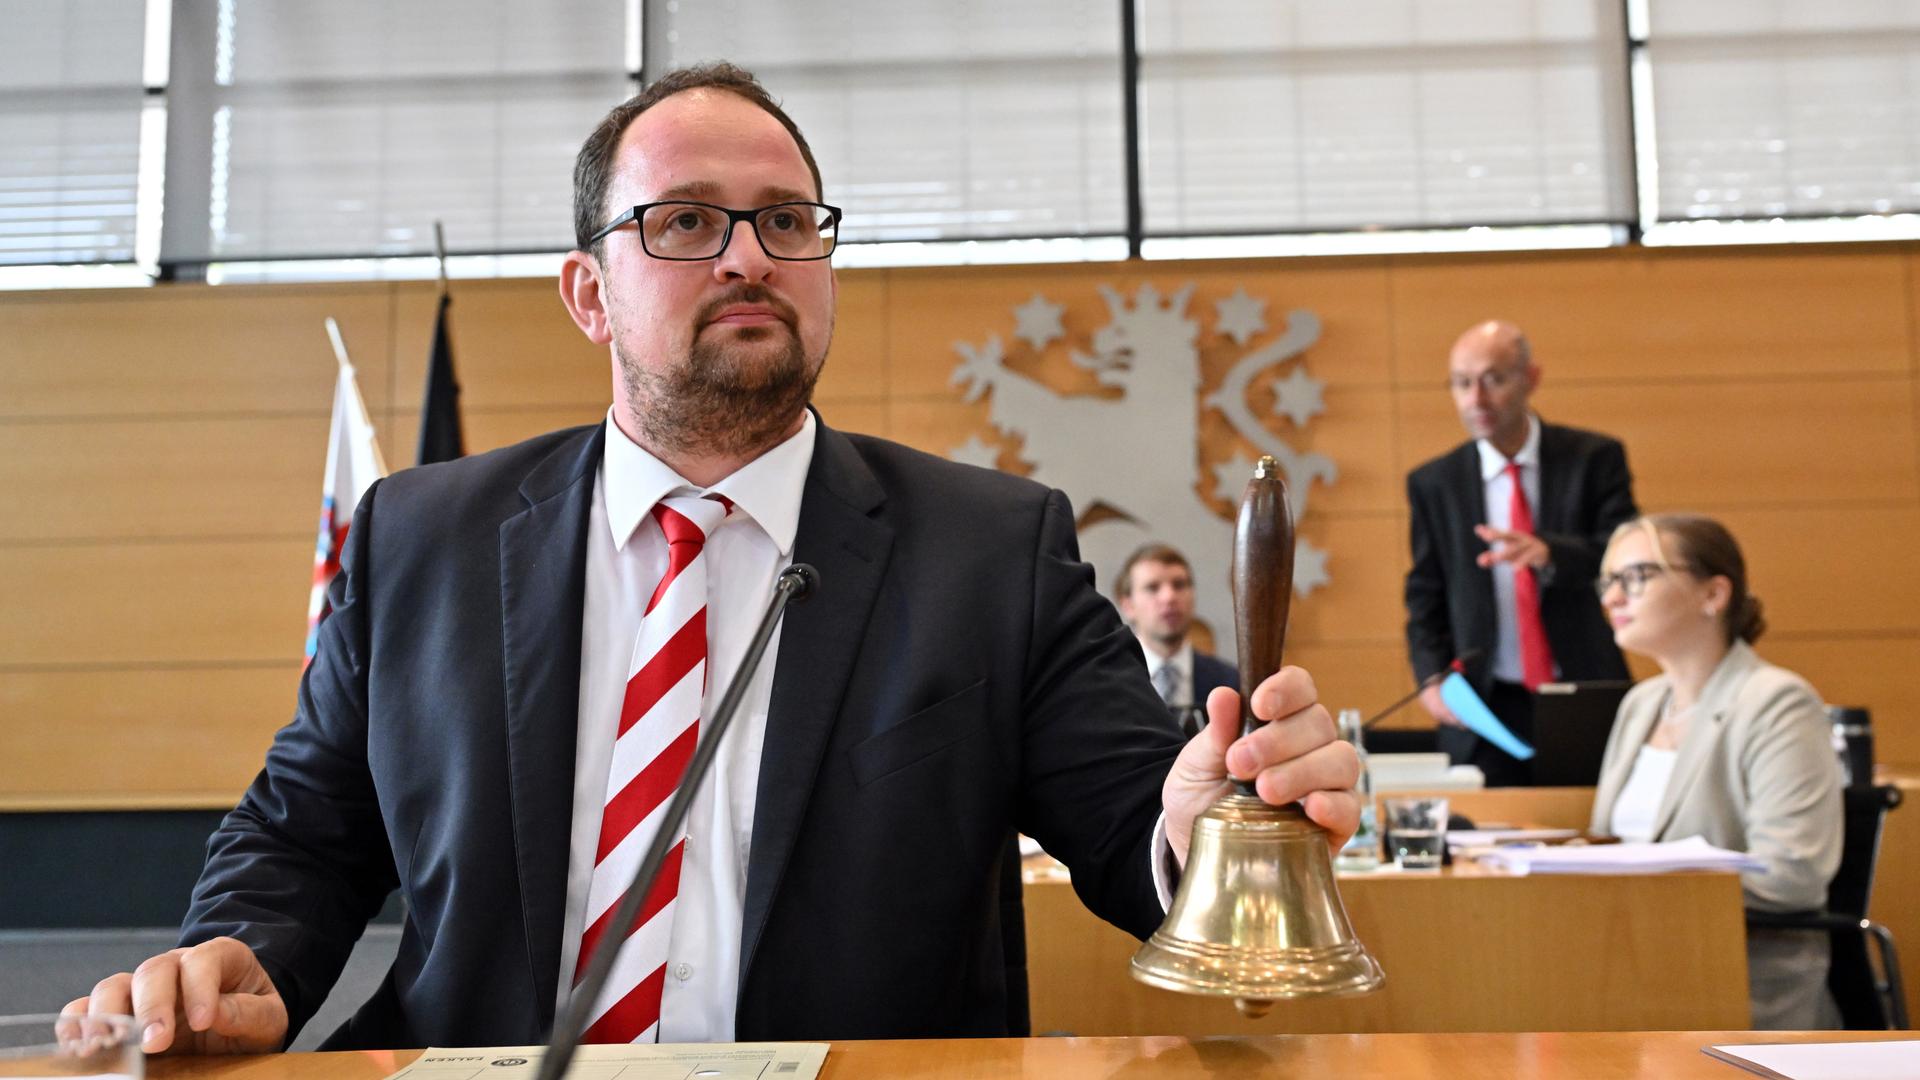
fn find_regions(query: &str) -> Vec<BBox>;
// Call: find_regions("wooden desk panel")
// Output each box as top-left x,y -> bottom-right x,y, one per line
1024,865 -> 1749,1036
1383,786 -> 1598,831
145,1032 -> 1916,1080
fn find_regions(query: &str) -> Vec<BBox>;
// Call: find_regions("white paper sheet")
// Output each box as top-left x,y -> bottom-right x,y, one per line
1474,835 -> 1764,875
1446,828 -> 1580,847
1704,1039 -> 1920,1079
382,1043 -> 828,1080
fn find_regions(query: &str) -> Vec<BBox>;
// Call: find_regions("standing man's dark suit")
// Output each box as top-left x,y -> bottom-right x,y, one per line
1405,420 -> 1635,782
182,419 -> 1183,1048
1192,652 -> 1238,706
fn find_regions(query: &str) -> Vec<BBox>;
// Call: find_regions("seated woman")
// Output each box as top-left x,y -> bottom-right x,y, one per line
1587,513 -> 1842,1030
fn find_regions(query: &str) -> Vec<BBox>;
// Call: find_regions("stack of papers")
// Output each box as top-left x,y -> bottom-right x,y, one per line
1447,828 -> 1580,848
1475,835 -> 1764,875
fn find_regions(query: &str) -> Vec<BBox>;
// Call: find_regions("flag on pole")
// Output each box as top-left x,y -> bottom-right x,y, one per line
415,291 -> 465,465
305,359 -> 388,667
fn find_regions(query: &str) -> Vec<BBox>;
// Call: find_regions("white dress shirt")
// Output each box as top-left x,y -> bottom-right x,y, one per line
1608,743 -> 1679,843
556,409 -> 817,1042
1474,414 -> 1554,684
1142,641 -> 1195,706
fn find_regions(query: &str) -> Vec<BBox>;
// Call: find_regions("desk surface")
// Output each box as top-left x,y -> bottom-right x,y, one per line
145,1033 -> 1915,1080
1024,857 -> 1751,1034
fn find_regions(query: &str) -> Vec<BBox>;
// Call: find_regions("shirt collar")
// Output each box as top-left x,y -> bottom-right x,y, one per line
602,408 -> 817,556
1476,413 -> 1542,482
1144,640 -> 1194,677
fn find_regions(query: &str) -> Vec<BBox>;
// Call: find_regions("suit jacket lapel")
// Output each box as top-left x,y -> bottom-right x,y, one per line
1652,643 -> 1757,839
498,424 -> 602,1036
1535,421 -> 1568,534
738,422 -> 892,991
1455,440 -> 1487,528
1593,685 -> 1662,829
1452,442 -> 1496,664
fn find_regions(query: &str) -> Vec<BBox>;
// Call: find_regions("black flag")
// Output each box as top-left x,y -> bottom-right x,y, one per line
415,292 -> 465,465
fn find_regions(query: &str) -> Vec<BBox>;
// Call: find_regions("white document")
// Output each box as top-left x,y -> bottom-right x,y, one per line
1474,835 -> 1765,875
1446,828 -> 1580,848
382,1043 -> 828,1080
1704,1039 -> 1920,1079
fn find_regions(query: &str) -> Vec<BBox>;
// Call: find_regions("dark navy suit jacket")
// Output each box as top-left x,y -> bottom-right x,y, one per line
181,418 -> 1181,1047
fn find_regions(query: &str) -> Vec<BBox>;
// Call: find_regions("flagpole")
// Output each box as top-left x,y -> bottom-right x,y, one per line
433,220 -> 448,298
324,317 -> 353,370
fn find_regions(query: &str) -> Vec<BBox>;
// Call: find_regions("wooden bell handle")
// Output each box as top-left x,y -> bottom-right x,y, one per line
1232,456 -> 1294,747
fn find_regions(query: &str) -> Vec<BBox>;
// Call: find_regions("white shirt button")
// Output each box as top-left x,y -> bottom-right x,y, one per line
674,962 -> 694,981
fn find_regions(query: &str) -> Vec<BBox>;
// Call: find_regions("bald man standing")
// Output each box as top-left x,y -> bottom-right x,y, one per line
1404,321 -> 1637,786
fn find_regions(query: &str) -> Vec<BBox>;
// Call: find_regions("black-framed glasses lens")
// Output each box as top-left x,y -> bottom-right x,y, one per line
640,202 -> 837,260
1594,562 -> 1668,600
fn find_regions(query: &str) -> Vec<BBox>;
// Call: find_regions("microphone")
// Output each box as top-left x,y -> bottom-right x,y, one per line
1361,647 -> 1485,730
535,562 -> 820,1080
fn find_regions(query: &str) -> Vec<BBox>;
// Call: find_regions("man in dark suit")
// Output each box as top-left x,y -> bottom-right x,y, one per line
1405,320 -> 1636,786
72,63 -> 1360,1053
1113,543 -> 1239,738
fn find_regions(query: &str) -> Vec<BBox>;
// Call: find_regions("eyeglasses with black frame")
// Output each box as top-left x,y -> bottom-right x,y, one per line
1594,561 -> 1687,601
586,200 -> 842,261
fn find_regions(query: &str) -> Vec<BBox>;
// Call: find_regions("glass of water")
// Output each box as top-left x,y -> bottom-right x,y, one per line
1385,796 -> 1449,871
0,1013 -> 141,1079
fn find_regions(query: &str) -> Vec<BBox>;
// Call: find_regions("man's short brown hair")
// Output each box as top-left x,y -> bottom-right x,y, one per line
1112,543 -> 1193,601
571,62 -> 825,256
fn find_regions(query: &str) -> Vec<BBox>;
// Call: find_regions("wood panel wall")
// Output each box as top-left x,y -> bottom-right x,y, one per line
4,242 -> 1918,808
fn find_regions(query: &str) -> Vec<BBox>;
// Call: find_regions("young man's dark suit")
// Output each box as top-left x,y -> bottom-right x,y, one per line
1193,652 -> 1238,705
181,416 -> 1182,1048
1170,651 -> 1240,738
1404,420 -> 1636,784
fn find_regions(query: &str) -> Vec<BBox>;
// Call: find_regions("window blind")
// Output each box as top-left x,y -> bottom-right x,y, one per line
162,0 -> 629,263
1646,0 -> 1920,221
0,0 -> 147,266
648,0 -> 1127,244
1138,0 -> 1634,235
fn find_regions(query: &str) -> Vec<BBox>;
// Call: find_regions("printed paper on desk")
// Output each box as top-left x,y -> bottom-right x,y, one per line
1438,672 -> 1534,760
1705,1039 -> 1920,1079
382,1043 -> 828,1080
1476,835 -> 1765,875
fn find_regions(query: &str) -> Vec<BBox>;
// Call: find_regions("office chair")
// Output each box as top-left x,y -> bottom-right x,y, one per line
1745,783 -> 1907,1029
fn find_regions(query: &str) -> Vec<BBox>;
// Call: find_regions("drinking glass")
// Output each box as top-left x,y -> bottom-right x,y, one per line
1385,796 -> 1449,871
0,1013 -> 141,1080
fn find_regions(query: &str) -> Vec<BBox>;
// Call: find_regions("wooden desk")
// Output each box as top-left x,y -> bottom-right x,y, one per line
1401,785 -> 1597,830
144,1033 -> 1915,1080
1024,858 -> 1751,1036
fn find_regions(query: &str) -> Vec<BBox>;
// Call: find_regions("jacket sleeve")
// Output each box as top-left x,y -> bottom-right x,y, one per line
1016,488 -> 1183,941
1404,471 -> 1455,682
1541,438 -> 1637,592
177,482 -> 400,1045
1735,674 -> 1844,912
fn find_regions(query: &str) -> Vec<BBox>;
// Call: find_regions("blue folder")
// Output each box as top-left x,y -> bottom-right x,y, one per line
1438,671 -> 1535,761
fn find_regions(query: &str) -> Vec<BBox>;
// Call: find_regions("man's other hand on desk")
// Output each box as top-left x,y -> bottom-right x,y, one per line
1161,666 -> 1360,868
63,936 -> 287,1055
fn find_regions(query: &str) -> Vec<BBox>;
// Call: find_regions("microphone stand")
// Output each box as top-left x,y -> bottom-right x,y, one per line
1360,649 -> 1485,730
534,563 -> 819,1080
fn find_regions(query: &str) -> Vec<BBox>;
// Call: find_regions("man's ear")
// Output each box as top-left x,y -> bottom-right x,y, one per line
559,249 -> 612,345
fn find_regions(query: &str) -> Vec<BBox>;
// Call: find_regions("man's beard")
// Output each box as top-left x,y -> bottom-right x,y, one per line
617,287 -> 827,462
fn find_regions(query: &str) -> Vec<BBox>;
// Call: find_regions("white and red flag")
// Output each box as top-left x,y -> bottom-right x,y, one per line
304,359 -> 387,667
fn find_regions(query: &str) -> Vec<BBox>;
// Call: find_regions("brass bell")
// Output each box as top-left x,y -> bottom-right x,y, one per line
1130,456 -> 1384,1017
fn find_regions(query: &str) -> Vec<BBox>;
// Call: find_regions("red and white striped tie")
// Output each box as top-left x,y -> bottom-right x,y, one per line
576,493 -> 729,1043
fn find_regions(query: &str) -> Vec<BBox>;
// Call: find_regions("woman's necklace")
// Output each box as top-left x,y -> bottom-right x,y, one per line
1651,693 -> 1692,750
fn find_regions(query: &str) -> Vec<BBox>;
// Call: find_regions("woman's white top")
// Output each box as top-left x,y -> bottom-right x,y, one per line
1608,744 -> 1680,843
